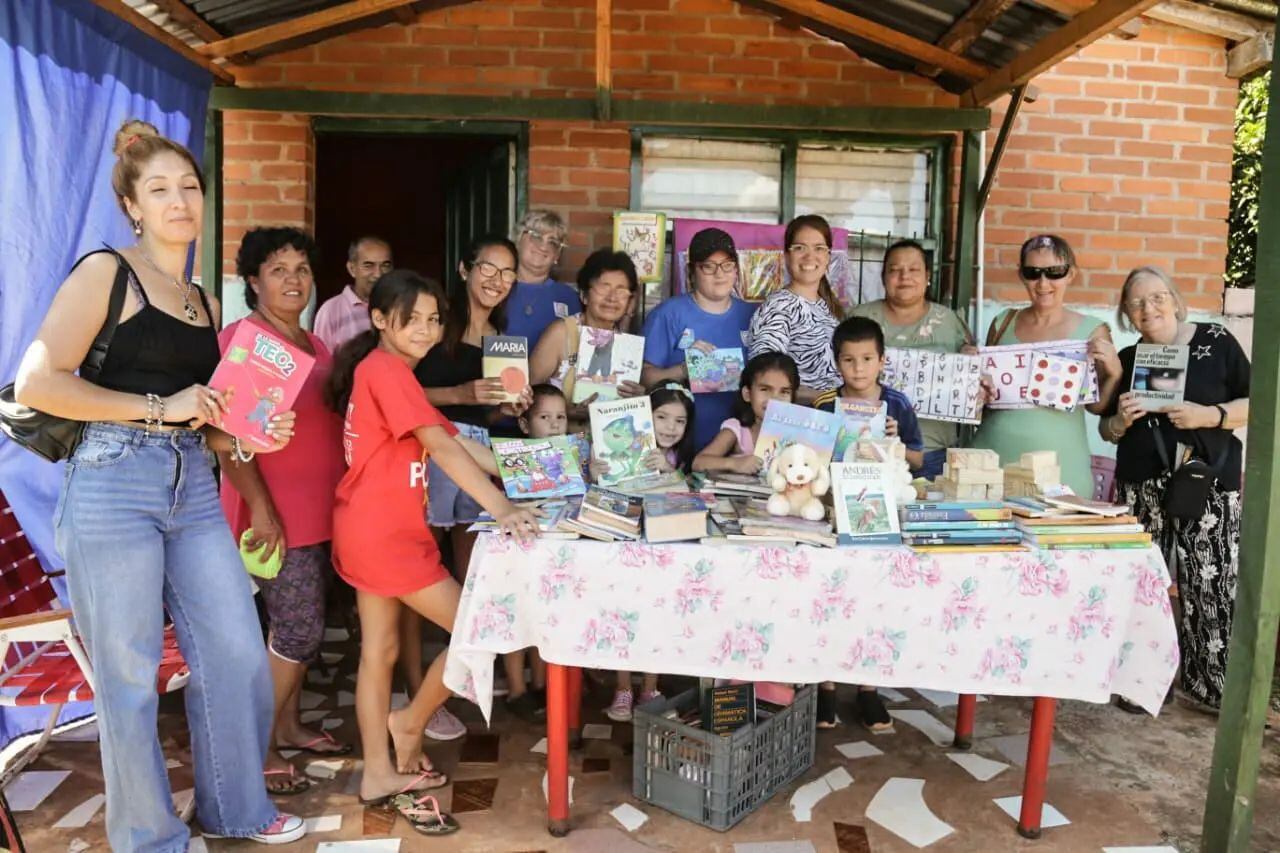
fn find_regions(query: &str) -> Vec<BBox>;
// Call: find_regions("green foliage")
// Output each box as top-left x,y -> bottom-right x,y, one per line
1228,72 -> 1269,288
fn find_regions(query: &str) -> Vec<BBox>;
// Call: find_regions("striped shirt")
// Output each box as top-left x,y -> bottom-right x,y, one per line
747,288 -> 840,391
313,285 -> 370,354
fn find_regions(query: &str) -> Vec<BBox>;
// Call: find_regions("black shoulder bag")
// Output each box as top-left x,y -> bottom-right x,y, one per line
1150,419 -> 1224,522
0,250 -> 130,462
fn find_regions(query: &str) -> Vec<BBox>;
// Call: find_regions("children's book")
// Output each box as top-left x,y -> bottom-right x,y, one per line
1131,343 -> 1189,411
572,328 -> 645,404
481,335 -> 529,404
1027,351 -> 1086,412
643,493 -> 708,543
588,397 -> 657,488
831,462 -> 900,545
685,347 -> 745,394
490,436 -> 586,500
753,400 -> 841,475
208,322 -> 316,451
833,398 -> 887,462
612,211 -> 667,284
579,486 -> 644,533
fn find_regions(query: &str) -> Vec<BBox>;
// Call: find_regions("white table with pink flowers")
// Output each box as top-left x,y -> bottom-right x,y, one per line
444,535 -> 1178,839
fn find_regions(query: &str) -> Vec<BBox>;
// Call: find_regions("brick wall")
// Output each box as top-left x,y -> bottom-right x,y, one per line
982,24 -> 1235,312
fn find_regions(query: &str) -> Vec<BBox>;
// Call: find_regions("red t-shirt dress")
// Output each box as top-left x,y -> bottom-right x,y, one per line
333,348 -> 458,596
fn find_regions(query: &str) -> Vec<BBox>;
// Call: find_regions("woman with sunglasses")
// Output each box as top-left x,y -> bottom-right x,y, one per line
1100,266 -> 1249,714
640,227 -> 758,451
506,209 -> 582,344
972,234 -> 1122,498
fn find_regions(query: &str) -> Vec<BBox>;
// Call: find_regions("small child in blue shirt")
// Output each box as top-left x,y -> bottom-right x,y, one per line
814,316 -> 925,473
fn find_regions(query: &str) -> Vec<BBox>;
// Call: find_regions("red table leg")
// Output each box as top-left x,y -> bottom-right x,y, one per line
953,693 -> 977,749
567,666 -> 583,749
1018,697 -> 1057,839
545,663 -> 571,836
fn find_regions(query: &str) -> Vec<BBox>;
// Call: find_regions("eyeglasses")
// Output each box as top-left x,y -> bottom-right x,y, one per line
1020,264 -> 1071,281
695,260 -> 738,275
470,260 -> 518,284
523,229 -> 565,251
1124,292 -> 1173,312
788,243 -> 830,255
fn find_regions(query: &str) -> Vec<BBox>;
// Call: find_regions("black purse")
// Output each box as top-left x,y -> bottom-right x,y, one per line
1151,419 -> 1223,522
0,250 -> 129,462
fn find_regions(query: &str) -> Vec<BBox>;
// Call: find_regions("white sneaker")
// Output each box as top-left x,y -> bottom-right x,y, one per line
205,813 -> 306,845
424,705 -> 467,741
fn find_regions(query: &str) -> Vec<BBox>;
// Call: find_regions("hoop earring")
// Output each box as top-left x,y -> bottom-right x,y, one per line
132,220 -> 143,236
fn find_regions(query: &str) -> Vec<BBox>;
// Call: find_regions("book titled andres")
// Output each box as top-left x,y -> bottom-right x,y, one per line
833,398 -> 887,462
1130,343 -> 1189,411
830,461 -> 901,545
481,335 -> 529,404
754,399 -> 840,474
588,396 -> 657,488
572,328 -> 644,404
490,436 -> 586,500
685,346 -> 745,394
209,322 -> 315,451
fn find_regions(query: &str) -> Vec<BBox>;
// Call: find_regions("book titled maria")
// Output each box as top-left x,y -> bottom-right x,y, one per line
830,461 -> 900,545
588,396 -> 657,488
209,322 -> 315,451
481,335 -> 529,404
490,436 -> 586,500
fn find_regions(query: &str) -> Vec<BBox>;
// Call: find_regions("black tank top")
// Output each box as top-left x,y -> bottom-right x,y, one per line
93,257 -> 221,399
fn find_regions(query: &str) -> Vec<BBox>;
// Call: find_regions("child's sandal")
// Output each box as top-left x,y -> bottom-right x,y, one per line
390,792 -> 460,836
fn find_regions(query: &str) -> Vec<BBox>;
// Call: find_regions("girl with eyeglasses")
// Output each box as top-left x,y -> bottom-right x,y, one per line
971,234 -> 1123,499
507,210 -> 582,344
640,227 -> 758,451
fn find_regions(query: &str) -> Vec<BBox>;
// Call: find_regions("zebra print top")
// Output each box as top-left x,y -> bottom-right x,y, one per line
747,287 -> 841,392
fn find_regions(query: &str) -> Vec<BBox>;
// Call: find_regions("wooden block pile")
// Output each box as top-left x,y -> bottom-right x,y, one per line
1003,451 -> 1061,497
938,448 -> 1004,501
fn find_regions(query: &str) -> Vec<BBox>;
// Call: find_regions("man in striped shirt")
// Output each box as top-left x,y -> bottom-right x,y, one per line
313,235 -> 392,353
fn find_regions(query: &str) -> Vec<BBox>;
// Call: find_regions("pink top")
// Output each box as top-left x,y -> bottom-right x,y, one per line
720,418 -> 755,455
312,285 -> 370,354
219,318 -> 346,549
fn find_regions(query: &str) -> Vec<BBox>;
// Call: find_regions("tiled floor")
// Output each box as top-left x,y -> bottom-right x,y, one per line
15,635 -> 1280,852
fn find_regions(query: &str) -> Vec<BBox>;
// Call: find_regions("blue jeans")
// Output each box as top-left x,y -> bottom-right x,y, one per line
426,421 -> 490,527
54,423 -> 277,852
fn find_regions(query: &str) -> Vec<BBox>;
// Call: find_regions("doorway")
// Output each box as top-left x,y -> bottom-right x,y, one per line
313,120 -> 526,304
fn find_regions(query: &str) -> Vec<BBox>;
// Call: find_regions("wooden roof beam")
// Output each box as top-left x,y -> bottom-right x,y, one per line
756,0 -> 991,80
1228,28 -> 1275,77
1030,0 -> 1096,16
197,0 -> 419,59
1145,0 -> 1264,40
143,0 -> 224,44
962,0 -> 1162,106
88,0 -> 234,83
919,0 -> 1019,77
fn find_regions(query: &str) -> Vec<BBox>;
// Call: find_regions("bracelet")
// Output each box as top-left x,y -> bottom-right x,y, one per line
144,393 -> 162,432
1215,404 -> 1228,429
232,436 -> 256,464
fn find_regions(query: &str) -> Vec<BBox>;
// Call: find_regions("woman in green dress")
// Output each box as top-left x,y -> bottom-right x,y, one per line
972,234 -> 1122,498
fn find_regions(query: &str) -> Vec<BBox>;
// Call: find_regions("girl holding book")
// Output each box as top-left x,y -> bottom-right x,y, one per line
326,270 -> 538,833
693,352 -> 799,474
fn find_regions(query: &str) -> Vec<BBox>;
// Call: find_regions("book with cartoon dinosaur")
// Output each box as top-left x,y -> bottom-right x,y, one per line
753,399 -> 841,475
588,396 -> 657,488
571,328 -> 645,404
209,321 -> 316,451
481,335 -> 529,404
490,436 -> 587,500
685,346 -> 745,394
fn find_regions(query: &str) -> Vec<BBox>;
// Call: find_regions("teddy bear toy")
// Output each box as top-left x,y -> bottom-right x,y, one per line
766,443 -> 830,521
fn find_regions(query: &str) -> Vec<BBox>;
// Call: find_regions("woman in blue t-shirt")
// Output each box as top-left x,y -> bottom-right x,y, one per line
640,228 -> 757,452
506,209 -> 582,344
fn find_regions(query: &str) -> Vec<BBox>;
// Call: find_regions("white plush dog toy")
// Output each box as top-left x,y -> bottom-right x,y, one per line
766,444 -> 830,521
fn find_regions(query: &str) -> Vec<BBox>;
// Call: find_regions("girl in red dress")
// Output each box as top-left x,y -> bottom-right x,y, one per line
327,270 -> 537,832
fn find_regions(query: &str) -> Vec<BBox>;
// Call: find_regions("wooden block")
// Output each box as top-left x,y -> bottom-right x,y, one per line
985,484 -> 1004,501
950,467 -> 1003,486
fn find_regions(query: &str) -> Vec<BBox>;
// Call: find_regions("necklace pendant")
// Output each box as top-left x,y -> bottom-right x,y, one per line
184,303 -> 199,323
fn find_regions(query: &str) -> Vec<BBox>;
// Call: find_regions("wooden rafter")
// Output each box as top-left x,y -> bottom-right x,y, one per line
197,0 -> 419,59
1146,0 -> 1264,40
757,0 -> 991,80
963,0 -> 1161,106
919,0 -> 1019,77
146,0 -> 224,44
1031,0 -> 1095,16
88,0 -> 234,82
596,0 -> 612,120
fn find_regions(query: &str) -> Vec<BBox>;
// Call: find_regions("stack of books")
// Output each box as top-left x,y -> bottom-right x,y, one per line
698,472 -> 773,500
643,492 -> 709,543
899,501 -> 1024,551
1010,495 -> 1150,549
727,498 -> 836,547
559,486 -> 643,541
468,498 -> 580,539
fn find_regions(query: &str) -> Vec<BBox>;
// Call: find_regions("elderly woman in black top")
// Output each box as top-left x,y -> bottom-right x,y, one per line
1100,266 -> 1250,712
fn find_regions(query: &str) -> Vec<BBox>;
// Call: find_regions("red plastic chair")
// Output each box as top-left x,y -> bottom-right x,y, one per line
1091,454 -> 1116,503
0,490 -> 189,786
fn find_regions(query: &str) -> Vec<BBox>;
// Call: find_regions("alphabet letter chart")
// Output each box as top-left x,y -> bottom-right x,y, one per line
979,340 -> 1099,410
882,348 -> 983,425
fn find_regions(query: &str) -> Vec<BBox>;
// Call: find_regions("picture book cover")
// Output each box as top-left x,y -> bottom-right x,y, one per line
1131,343 -> 1189,411
572,328 -> 645,404
833,398 -> 887,462
1026,351 -> 1086,412
753,399 -> 841,474
980,339 -> 1101,410
882,347 -> 983,425
588,396 -> 657,487
830,462 -> 901,545
490,436 -> 586,500
481,335 -> 529,404
581,485 -> 645,526
612,211 -> 667,284
685,346 -> 745,394
208,322 -> 316,451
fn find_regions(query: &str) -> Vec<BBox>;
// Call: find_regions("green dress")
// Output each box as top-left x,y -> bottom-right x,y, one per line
971,309 -> 1101,498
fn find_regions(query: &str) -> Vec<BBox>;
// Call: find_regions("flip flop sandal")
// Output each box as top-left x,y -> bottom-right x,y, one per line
264,768 -> 312,796
359,768 -> 450,806
281,731 -> 354,756
390,792 -> 460,836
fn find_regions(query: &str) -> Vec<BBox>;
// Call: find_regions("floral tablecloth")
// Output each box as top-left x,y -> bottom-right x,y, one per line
444,536 -> 1178,721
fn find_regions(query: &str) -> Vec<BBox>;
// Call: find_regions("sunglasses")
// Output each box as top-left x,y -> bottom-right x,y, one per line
1020,264 -> 1071,281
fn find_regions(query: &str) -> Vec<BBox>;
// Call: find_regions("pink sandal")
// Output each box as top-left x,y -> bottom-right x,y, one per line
359,768 -> 449,806
390,792 -> 460,836
281,731 -> 353,756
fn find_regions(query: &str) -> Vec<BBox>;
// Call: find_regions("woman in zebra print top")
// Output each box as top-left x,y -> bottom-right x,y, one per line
747,214 -> 843,404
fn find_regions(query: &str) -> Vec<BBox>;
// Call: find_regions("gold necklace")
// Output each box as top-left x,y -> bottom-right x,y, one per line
138,247 -> 199,322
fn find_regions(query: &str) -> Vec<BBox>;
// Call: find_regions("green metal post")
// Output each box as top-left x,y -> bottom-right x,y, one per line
201,107 -> 223,305
952,130 -> 981,319
1200,67 -> 1280,853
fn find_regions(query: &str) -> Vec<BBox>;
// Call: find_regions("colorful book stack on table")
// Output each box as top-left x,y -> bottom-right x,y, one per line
900,500 -> 1022,551
559,486 -> 644,541
1008,495 -> 1150,549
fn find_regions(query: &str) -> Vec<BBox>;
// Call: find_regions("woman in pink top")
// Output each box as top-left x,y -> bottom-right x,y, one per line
218,228 -> 350,796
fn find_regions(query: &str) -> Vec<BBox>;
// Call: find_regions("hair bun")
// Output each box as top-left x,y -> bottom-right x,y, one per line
113,119 -> 160,156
